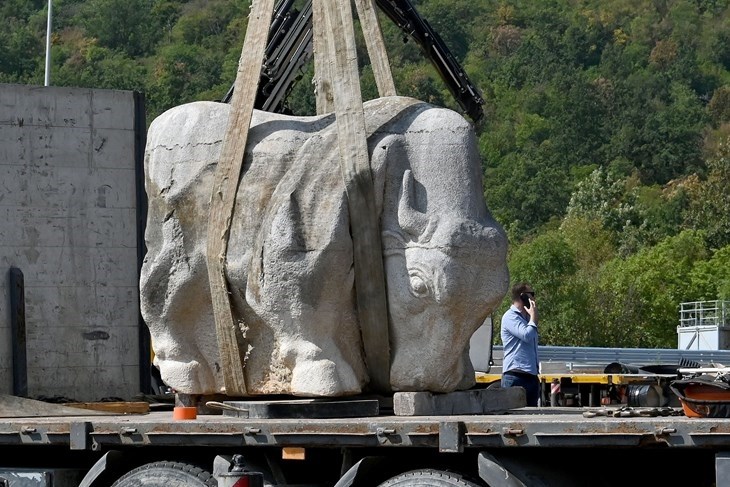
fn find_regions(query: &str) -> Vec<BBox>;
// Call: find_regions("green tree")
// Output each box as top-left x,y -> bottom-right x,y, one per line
78,0 -> 162,56
53,43 -> 147,91
686,136 -> 730,249
0,21 -> 43,83
594,230 -> 709,348
709,86 -> 730,125
565,167 -> 637,233
559,216 -> 616,270
146,43 -> 222,118
690,245 -> 730,300
501,230 -> 580,345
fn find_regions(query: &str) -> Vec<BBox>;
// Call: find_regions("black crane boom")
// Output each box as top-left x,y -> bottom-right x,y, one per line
223,0 -> 484,123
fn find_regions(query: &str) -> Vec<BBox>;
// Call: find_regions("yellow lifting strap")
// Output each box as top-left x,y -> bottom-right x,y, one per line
208,0 -> 395,395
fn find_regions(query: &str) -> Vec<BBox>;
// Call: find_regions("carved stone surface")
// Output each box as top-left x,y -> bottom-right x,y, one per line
140,96 -> 509,396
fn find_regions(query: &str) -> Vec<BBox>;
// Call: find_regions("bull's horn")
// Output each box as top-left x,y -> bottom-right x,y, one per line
398,169 -> 429,239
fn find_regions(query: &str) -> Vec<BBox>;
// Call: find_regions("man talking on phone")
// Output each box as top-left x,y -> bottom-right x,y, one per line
500,282 -> 540,406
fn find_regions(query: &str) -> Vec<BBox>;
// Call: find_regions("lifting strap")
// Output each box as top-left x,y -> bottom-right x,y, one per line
209,0 -> 392,395
206,0 -> 277,396
312,0 -> 334,114
313,0 -> 395,113
313,0 -> 392,392
354,0 -> 396,97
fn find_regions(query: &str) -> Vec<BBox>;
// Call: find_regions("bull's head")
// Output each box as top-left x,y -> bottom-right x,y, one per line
383,169 -> 508,392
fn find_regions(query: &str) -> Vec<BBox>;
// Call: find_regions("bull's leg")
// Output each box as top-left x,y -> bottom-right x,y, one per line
241,177 -> 368,396
141,211 -> 220,394
280,337 -> 362,396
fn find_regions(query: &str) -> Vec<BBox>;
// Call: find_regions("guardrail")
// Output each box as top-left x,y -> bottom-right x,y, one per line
488,345 -> 730,370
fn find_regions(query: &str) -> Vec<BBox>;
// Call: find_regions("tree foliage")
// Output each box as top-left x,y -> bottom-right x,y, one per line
3,0 -> 730,348
686,137 -> 730,249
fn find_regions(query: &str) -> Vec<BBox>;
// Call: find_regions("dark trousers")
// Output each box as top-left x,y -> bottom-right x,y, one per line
501,370 -> 540,406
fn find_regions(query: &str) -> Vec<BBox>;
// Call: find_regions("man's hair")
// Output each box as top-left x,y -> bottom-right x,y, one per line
511,282 -> 534,302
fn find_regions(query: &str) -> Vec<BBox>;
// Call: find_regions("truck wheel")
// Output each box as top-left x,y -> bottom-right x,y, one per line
379,469 -> 482,486
111,461 -> 216,486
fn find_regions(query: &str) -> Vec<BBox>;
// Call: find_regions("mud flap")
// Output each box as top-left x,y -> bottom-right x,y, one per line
335,457 -> 389,487
78,451 -> 125,487
477,452 -> 527,487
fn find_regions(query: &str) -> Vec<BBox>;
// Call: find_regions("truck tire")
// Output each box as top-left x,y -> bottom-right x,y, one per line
111,461 -> 216,487
379,469 -> 482,486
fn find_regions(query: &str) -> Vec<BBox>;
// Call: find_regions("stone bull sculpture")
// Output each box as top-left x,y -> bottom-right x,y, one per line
140,96 -> 509,396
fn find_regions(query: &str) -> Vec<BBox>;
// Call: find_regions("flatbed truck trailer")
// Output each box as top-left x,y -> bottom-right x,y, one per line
4,1 -> 729,485
0,406 -> 729,486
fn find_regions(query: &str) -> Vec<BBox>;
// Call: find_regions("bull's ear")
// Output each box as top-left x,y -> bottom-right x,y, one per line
397,169 -> 429,240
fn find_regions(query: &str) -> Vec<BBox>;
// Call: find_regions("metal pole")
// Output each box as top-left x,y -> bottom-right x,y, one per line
44,0 -> 52,86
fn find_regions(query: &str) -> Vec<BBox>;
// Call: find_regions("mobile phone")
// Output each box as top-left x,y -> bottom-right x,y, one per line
520,293 -> 531,309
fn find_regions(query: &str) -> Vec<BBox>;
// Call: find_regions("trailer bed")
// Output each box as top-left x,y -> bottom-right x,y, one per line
1,408 -> 728,451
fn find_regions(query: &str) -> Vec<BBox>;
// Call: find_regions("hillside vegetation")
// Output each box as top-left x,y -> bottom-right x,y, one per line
2,0 -> 730,348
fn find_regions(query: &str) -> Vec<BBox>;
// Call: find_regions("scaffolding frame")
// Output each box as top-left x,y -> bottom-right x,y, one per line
679,301 -> 730,328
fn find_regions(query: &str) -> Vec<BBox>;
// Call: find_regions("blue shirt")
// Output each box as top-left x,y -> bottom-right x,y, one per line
500,305 -> 539,376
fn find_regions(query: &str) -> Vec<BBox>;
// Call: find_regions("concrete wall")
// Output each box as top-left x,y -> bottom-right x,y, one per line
0,84 -> 141,401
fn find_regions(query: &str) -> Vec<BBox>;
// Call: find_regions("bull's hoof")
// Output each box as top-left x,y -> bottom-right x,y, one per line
290,358 -> 362,397
156,358 -> 218,395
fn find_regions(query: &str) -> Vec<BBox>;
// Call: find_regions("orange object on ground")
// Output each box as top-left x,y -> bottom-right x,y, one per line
173,406 -> 198,420
680,384 -> 730,417
671,378 -> 730,418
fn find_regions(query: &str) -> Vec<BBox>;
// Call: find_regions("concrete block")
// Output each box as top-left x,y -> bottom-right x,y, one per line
0,343 -> 9,370
1,246 -> 138,288
717,452 -> 730,487
25,323 -> 139,366
0,125 -> 93,168
91,90 -> 135,130
469,318 -> 493,372
0,83 -> 140,400
393,388 -> 526,416
0,327 -> 10,383
92,128 -> 135,169
0,207 -> 137,249
0,166 -> 136,209
24,286 -> 139,331
0,85 -> 93,128
27,364 -> 140,400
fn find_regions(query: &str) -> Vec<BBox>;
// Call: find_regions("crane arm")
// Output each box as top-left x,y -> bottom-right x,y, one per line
223,0 -> 484,123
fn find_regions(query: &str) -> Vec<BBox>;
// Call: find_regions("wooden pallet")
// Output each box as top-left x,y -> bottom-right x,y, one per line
64,401 -> 150,414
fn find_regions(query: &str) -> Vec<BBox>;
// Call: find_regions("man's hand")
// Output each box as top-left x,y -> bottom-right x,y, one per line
526,298 -> 539,324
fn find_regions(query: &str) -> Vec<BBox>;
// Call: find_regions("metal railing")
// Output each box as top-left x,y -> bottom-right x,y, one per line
679,300 -> 730,328
488,345 -> 730,369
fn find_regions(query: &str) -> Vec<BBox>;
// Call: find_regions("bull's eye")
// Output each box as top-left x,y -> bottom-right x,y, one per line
409,274 -> 430,298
